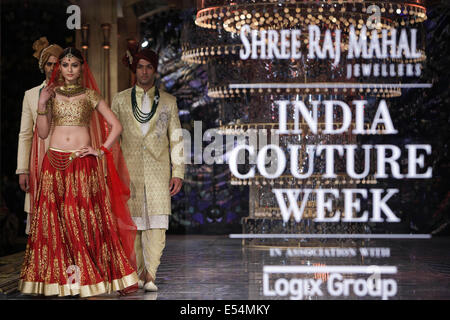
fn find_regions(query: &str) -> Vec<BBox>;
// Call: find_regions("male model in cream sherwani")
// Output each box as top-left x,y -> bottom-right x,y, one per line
16,37 -> 63,234
112,48 -> 184,292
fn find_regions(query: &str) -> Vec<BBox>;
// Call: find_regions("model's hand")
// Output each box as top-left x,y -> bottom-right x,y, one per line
78,146 -> 98,158
19,174 -> 30,192
169,177 -> 183,196
38,83 -> 55,106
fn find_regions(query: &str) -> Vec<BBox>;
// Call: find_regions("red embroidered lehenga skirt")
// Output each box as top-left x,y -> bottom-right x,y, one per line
18,148 -> 138,297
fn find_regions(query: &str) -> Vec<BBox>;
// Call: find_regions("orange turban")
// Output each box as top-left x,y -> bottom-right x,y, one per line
32,37 -> 63,73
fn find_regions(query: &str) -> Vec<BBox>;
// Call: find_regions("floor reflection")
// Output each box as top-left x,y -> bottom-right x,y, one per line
7,235 -> 450,300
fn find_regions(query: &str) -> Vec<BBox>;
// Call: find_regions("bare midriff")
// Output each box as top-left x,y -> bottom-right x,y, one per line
49,126 -> 91,151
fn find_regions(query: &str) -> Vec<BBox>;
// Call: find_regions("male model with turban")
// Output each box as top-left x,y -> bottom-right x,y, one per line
16,37 -> 63,234
112,47 -> 185,291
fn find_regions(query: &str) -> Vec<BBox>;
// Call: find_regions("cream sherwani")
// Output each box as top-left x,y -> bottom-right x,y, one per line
111,85 -> 184,280
111,85 -> 185,225
16,80 -> 49,234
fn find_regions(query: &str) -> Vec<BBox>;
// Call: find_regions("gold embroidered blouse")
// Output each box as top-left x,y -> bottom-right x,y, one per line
51,89 -> 102,127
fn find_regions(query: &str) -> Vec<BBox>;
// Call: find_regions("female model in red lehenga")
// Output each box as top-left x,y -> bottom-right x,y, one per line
18,47 -> 139,297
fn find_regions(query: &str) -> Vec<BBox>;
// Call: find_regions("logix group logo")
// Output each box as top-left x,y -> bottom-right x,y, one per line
263,265 -> 397,300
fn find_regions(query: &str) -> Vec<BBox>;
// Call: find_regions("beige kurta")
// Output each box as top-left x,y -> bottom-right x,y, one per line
111,86 -> 185,229
16,81 -> 50,233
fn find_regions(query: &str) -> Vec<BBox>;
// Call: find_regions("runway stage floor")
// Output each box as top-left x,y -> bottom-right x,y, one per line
2,235 -> 450,300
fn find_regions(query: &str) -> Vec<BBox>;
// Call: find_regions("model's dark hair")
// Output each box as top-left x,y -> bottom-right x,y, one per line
59,47 -> 84,64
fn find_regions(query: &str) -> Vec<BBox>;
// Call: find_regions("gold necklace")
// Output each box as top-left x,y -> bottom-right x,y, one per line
55,84 -> 86,97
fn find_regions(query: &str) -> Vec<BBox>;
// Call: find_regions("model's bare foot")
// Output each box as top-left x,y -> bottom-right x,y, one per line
118,284 -> 138,296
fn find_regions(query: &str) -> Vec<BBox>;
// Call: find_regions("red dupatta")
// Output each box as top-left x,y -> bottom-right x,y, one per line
28,60 -> 137,273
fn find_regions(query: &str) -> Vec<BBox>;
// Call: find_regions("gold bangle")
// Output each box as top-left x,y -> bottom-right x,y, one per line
37,108 -> 48,115
97,148 -> 104,159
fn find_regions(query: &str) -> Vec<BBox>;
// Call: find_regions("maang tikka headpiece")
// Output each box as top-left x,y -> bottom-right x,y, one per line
63,47 -> 75,60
